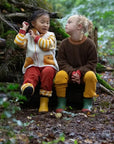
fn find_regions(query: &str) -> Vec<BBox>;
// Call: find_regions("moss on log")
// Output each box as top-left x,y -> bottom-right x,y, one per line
50,20 -> 69,40
96,73 -> 114,91
96,63 -> 106,72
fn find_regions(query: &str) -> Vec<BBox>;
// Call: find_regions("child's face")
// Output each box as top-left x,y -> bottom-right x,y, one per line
32,14 -> 50,34
65,16 -> 79,35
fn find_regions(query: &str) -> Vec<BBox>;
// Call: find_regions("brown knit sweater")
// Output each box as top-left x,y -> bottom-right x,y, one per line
57,36 -> 97,78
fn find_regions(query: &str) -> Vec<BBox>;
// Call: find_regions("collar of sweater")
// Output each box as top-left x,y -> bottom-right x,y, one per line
68,36 -> 87,45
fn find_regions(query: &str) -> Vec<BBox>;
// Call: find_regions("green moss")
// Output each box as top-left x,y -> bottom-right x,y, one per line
4,30 -> 17,49
50,20 -> 69,38
96,73 -> 114,91
96,63 -> 106,72
0,0 -> 20,12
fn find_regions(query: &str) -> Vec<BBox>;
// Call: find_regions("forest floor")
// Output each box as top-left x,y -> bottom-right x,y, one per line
0,71 -> 114,144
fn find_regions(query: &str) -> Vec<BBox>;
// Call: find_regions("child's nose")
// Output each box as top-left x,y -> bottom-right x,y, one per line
65,23 -> 68,26
44,23 -> 48,27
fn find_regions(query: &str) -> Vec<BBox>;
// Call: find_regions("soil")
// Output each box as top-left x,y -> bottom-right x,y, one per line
14,94 -> 114,144
0,71 -> 114,144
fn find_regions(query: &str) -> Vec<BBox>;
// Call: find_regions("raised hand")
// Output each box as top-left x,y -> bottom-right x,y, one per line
22,21 -> 29,31
29,30 -> 36,39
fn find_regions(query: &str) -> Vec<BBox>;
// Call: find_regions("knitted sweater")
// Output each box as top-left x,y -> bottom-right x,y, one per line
57,36 -> 97,77
14,28 -> 59,73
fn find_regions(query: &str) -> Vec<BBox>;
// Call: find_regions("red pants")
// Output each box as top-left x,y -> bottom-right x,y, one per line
23,66 -> 56,92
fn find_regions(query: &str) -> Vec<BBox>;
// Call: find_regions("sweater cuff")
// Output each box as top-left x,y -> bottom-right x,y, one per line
72,71 -> 76,76
34,36 -> 40,43
72,70 -> 81,78
76,70 -> 81,78
19,29 -> 26,35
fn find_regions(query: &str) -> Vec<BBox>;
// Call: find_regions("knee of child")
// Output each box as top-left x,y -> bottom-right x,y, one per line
84,71 -> 97,81
42,66 -> 55,75
54,70 -> 69,84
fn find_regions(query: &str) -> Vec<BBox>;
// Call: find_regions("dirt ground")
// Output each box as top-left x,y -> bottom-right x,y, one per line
14,93 -> 114,144
0,71 -> 114,144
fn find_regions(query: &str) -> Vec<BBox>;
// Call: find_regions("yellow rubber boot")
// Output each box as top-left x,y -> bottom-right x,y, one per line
38,97 -> 49,112
83,71 -> 97,98
54,70 -> 69,113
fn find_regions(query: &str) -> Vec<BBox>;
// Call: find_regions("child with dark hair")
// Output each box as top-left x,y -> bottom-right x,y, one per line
14,9 -> 58,112
54,15 -> 98,113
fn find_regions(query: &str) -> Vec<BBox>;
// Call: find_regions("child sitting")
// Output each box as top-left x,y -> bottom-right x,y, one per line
54,15 -> 98,113
14,9 -> 58,112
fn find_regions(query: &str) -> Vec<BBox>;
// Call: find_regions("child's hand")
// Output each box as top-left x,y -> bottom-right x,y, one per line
71,71 -> 80,84
29,30 -> 36,39
22,21 -> 29,31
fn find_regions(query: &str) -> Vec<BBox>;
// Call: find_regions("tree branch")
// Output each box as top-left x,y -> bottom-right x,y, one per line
99,83 -> 114,96
0,13 -> 18,33
8,0 -> 60,18
5,12 -> 28,18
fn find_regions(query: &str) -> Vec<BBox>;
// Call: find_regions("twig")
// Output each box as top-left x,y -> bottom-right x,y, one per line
99,83 -> 114,96
5,12 -> 28,18
0,13 -> 18,33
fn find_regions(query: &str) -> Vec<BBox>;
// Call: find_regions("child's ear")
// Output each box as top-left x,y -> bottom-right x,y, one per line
77,24 -> 83,30
31,21 -> 35,27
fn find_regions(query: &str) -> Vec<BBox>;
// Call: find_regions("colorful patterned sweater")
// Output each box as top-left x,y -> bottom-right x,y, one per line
14,28 -> 59,73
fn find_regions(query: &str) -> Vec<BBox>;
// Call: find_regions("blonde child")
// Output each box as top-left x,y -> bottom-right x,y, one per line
54,15 -> 98,113
14,9 -> 58,112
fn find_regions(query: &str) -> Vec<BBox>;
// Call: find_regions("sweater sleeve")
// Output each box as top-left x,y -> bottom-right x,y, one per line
78,41 -> 97,76
14,29 -> 27,49
57,42 -> 76,75
35,33 -> 56,51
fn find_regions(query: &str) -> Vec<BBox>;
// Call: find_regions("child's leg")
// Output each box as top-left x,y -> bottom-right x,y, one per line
21,66 -> 40,98
82,71 -> 97,112
39,66 -> 56,112
54,70 -> 69,113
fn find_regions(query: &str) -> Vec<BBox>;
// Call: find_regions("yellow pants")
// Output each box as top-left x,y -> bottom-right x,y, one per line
54,70 -> 97,98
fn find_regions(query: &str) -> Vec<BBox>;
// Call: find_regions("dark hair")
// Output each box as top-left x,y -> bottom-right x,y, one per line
30,9 -> 50,22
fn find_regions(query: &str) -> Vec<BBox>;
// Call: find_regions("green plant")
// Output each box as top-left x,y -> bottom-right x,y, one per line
42,133 -> 65,144
96,63 -> 106,72
96,73 -> 114,91
0,83 -> 27,143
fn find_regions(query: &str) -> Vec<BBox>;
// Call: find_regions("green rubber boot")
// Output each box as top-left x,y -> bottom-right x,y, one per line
56,97 -> 66,113
82,98 -> 93,112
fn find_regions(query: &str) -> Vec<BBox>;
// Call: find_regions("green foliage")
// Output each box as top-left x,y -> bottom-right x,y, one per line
50,20 -> 69,38
0,83 -> 19,92
0,82 -> 27,143
0,30 -> 17,52
6,83 -> 19,91
47,0 -> 114,66
0,0 -> 20,12
96,73 -> 114,91
96,63 -> 106,73
42,133 -> 65,144
42,132 -> 78,144
5,30 -> 17,48
46,0 -> 76,15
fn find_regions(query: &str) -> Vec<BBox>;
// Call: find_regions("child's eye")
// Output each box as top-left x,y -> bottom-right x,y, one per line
68,21 -> 72,24
41,21 -> 44,23
67,20 -> 71,24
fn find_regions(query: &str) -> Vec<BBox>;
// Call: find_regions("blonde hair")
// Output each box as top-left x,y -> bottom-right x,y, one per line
69,15 -> 93,33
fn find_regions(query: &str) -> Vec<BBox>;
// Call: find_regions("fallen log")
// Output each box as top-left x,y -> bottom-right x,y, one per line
96,73 -> 114,91
99,83 -> 114,96
5,12 -> 28,19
